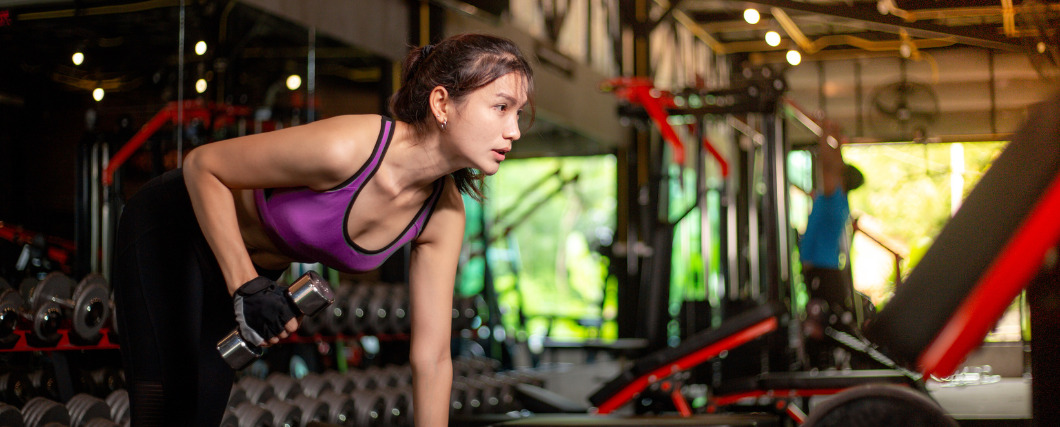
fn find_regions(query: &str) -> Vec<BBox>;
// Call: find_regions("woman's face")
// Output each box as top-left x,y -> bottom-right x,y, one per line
447,72 -> 528,175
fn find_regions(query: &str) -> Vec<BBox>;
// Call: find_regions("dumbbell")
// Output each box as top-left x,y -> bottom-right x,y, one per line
104,389 -> 129,426
299,372 -> 334,398
317,389 -> 356,426
0,402 -> 23,427
0,371 -> 35,407
10,278 -> 61,344
20,397 -> 70,427
219,409 -> 239,427
227,385 -> 248,409
1,278 -> 22,346
29,370 -> 59,402
265,373 -> 302,400
345,369 -> 379,391
22,273 -> 111,342
321,370 -> 355,394
452,296 -> 478,331
236,377 -> 275,405
262,397 -> 301,427
66,393 -> 113,427
217,271 -> 335,370
377,387 -> 413,426
344,285 -> 372,335
89,367 -> 125,397
351,389 -> 388,427
231,401 -> 273,427
288,394 -> 331,426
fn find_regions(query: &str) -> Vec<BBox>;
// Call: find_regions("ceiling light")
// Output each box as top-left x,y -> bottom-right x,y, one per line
195,78 -> 207,94
72,51 -> 84,66
194,41 -> 207,56
92,88 -> 104,102
765,31 -> 781,47
286,74 -> 302,91
743,9 -> 760,25
1038,41 -> 1048,54
786,50 -> 802,66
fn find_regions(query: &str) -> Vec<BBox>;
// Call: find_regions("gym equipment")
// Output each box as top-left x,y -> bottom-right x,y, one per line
82,419 -> 121,427
317,389 -> 356,426
236,377 -> 275,405
21,273 -> 110,342
219,409 -> 240,427
343,285 -> 371,335
104,389 -> 128,426
262,397 -> 301,427
265,373 -> 302,400
345,369 -> 379,391
298,372 -> 333,398
351,388 -> 388,427
227,385 -> 248,409
66,393 -> 113,427
1,278 -> 21,346
0,371 -> 35,407
89,367 -> 125,397
29,370 -> 60,402
322,370 -> 355,394
231,401 -> 273,427
0,402 -> 24,427
217,271 -> 334,370
452,296 -> 477,331
20,397 -> 70,427
802,384 -> 956,427
288,394 -> 330,426
14,277 -> 62,344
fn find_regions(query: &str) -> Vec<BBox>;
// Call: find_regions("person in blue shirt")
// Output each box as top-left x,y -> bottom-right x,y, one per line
800,123 -> 864,366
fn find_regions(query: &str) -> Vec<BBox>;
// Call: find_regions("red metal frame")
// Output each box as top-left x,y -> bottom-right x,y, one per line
593,316 -> 778,414
602,77 -> 729,175
102,100 -> 252,186
0,222 -> 76,273
710,387 -> 849,407
0,328 -> 119,352
919,170 -> 1060,378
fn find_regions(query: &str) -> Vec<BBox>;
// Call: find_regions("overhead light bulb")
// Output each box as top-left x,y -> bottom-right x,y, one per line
195,78 -> 207,94
72,51 -> 84,66
765,31 -> 781,47
1038,41 -> 1048,54
743,9 -> 760,25
194,41 -> 207,56
286,74 -> 302,90
92,88 -> 104,102
786,49 -> 802,66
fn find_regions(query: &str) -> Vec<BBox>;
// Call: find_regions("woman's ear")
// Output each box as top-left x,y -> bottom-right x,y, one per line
429,86 -> 450,126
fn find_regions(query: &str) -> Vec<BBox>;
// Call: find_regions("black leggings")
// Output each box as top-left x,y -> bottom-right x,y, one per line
111,169 -> 282,426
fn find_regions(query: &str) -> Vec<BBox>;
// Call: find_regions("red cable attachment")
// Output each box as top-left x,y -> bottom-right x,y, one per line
671,389 -> 692,417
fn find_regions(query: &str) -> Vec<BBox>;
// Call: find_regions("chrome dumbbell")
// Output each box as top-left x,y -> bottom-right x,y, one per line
22,273 -> 111,342
217,271 -> 334,370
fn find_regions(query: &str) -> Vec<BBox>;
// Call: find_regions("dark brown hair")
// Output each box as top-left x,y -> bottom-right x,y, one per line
389,33 -> 535,201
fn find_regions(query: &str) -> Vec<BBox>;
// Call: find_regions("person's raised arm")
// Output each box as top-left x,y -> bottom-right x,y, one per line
817,121 -> 846,197
182,115 -> 378,295
408,179 -> 464,426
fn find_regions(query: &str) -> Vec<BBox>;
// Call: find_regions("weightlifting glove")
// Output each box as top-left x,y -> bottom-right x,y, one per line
232,276 -> 299,347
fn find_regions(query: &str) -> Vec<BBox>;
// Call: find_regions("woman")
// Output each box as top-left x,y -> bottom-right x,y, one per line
111,33 -> 534,426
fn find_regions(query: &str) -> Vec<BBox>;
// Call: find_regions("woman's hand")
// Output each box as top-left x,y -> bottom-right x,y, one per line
232,277 -> 302,347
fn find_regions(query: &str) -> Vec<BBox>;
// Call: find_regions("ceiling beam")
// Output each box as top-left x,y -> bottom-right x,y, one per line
740,0 -> 1022,51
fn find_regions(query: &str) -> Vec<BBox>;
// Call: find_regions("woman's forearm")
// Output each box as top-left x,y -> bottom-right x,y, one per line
412,355 -> 453,426
183,150 -> 259,295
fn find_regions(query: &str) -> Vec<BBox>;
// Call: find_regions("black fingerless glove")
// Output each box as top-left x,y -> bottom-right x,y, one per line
233,277 -> 299,347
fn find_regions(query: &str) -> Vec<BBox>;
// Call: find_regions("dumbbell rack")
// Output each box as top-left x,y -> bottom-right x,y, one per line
0,329 -> 119,353
281,332 -> 410,344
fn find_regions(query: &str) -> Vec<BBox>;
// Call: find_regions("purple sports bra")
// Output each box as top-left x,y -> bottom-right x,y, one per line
254,116 -> 444,273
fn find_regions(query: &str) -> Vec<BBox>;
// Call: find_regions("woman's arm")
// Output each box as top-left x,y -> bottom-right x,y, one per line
408,179 -> 465,426
182,115 -> 380,295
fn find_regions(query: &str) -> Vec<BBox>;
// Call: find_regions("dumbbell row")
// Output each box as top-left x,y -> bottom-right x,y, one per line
0,388 -> 130,427
0,367 -> 126,408
0,274 -> 114,346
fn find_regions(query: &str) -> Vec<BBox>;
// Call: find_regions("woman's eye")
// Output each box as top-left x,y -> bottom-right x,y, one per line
496,104 -> 508,112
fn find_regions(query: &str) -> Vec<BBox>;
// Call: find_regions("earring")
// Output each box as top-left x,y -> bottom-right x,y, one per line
439,118 -> 447,131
